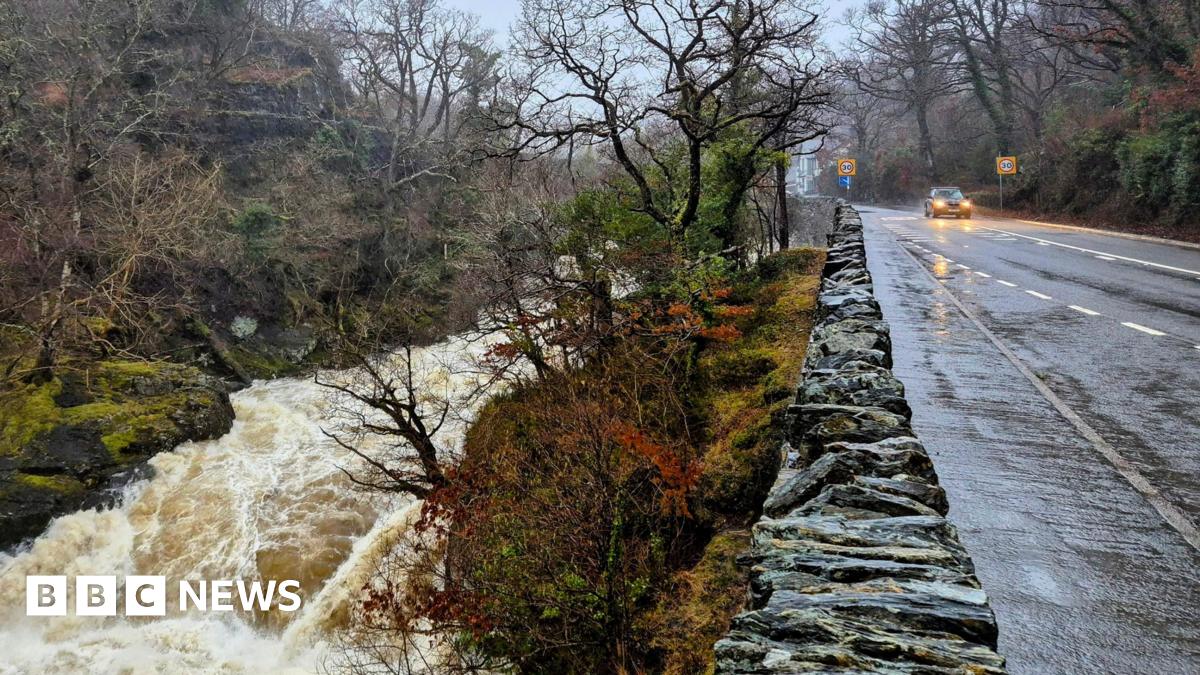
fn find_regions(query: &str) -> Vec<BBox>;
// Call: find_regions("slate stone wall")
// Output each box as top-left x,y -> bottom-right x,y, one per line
713,202 -> 1008,674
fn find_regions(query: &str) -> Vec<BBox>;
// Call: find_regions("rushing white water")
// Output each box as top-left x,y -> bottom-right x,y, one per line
0,334 -> 500,674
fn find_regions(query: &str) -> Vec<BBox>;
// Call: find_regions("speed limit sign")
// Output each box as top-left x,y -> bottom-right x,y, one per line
996,156 -> 1017,175
837,159 -> 857,176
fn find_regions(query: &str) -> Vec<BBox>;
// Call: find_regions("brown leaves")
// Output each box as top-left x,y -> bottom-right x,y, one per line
613,422 -> 701,518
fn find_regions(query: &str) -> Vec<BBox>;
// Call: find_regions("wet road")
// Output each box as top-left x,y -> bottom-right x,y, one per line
859,206 -> 1200,674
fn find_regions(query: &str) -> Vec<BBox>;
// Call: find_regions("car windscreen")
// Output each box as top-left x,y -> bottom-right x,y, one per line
933,189 -> 964,199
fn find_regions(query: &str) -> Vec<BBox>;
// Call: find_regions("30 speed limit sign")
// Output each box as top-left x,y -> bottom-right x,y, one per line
996,156 -> 1018,175
837,159 -> 857,177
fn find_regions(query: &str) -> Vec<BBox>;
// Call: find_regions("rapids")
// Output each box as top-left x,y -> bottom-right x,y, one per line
0,334 -> 499,674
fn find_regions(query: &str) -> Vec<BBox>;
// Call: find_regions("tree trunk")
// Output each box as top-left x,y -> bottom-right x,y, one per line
915,103 -> 938,183
775,160 -> 790,250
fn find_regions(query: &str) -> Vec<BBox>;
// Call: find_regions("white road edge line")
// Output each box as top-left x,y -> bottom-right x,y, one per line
1026,290 -> 1053,300
1069,305 -> 1101,316
979,225 -> 1200,277
891,239 -> 1200,551
996,280 -> 1018,287
1122,322 -> 1166,336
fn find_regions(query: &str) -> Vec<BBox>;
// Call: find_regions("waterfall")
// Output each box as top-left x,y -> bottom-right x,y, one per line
0,334 -> 500,674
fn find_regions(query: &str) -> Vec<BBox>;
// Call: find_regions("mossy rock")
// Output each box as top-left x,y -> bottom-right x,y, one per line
0,359 -> 235,549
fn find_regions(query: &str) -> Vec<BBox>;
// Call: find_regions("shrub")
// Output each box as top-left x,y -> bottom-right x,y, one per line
232,202 -> 283,260
1119,130 -> 1175,208
407,256 -> 824,674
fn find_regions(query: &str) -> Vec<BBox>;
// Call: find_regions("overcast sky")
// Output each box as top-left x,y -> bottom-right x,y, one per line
443,0 -> 870,49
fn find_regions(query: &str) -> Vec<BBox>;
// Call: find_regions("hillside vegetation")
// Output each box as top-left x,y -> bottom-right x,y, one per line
1,1 -> 838,672
829,0 -> 1200,239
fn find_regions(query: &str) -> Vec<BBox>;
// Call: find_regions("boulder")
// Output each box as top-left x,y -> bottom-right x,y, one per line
762,451 -> 862,517
817,291 -> 881,322
744,548 -> 978,608
0,360 -> 235,550
762,440 -> 940,517
751,515 -> 973,568
803,348 -> 889,371
853,475 -> 948,514
716,605 -> 1006,674
823,437 -> 938,484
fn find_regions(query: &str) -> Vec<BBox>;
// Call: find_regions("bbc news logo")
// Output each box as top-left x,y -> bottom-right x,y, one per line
27,576 -> 302,616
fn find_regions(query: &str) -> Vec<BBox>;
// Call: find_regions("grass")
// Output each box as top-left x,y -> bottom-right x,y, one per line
691,248 -> 823,523
641,530 -> 752,675
647,247 -> 825,673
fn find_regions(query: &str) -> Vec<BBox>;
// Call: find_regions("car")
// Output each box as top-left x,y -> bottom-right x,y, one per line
924,187 -> 972,218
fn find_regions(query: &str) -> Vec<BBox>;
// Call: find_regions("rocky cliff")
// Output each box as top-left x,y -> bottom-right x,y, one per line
713,203 -> 1007,673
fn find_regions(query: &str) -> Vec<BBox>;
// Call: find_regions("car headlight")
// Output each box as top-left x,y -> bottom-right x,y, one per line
933,199 -> 946,208
961,199 -> 971,207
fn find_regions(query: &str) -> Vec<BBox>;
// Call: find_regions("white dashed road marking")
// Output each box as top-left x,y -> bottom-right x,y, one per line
1069,305 -> 1101,316
891,236 -> 1200,550
1096,255 -> 1115,261
957,264 -> 971,270
996,280 -> 1018,287
1026,290 -> 1053,300
975,272 -> 991,278
979,225 -> 1200,277
1123,322 -> 1166,336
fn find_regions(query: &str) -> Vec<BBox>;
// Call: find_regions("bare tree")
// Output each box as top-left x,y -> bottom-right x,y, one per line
832,77 -> 895,201
947,0 -> 1027,154
318,344 -> 451,498
255,0 -> 323,31
1008,19 -> 1080,145
491,0 -> 830,249
335,0 -> 498,191
1032,0 -> 1196,78
0,0 -> 206,379
847,0 -> 961,182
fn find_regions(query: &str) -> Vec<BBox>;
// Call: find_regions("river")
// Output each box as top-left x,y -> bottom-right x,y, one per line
0,334 -> 499,674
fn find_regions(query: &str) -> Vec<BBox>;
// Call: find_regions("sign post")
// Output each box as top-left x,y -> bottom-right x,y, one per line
996,156 -> 1017,210
837,158 -> 857,201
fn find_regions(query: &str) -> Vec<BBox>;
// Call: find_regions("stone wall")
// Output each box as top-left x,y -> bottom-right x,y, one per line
713,203 -> 1007,674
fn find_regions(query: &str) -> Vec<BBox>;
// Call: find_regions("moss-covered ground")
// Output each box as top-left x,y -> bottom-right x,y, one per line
647,247 -> 824,673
